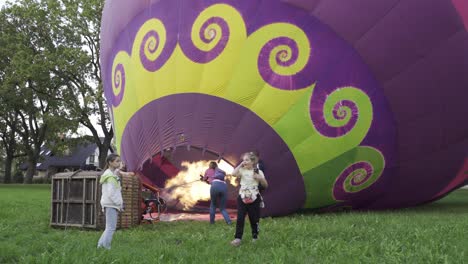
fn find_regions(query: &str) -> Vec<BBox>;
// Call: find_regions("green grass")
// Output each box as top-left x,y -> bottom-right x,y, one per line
1,184 -> 468,263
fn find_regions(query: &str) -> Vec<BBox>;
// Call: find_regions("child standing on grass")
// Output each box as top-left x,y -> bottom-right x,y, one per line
97,154 -> 133,250
230,152 -> 268,246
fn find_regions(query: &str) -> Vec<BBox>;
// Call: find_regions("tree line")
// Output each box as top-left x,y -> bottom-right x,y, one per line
0,0 -> 112,183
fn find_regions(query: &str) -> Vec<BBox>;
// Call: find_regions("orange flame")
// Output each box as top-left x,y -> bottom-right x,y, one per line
163,159 -> 237,210
164,160 -> 211,209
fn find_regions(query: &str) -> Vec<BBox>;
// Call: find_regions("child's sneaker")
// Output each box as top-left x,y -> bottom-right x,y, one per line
252,238 -> 258,243
230,238 -> 241,247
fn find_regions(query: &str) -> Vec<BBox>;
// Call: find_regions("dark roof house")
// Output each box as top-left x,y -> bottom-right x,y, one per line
21,142 -> 100,174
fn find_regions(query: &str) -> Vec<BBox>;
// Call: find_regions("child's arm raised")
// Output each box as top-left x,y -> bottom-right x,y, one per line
231,162 -> 245,178
116,169 -> 135,177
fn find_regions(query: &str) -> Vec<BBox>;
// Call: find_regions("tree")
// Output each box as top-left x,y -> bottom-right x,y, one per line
0,112 -> 20,183
0,11 -> 16,183
1,0 -> 113,182
0,0 -> 76,183
47,0 -> 113,168
0,8 -> 25,183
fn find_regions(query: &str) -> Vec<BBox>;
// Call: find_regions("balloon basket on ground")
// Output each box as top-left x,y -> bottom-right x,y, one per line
50,171 -> 141,230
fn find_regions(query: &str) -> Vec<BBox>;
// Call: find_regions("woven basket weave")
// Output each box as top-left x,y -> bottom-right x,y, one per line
51,170 -> 141,230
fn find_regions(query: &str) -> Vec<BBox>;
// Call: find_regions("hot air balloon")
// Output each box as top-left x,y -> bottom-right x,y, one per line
100,0 -> 468,217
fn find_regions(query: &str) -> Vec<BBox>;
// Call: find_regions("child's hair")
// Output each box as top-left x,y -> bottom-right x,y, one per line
242,152 -> 258,164
252,149 -> 260,157
209,161 -> 217,169
104,153 -> 120,170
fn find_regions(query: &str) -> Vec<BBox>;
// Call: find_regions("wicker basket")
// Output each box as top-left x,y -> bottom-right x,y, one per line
51,170 -> 141,230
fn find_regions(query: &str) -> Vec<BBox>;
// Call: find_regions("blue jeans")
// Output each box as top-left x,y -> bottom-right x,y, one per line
210,181 -> 231,224
97,207 -> 118,249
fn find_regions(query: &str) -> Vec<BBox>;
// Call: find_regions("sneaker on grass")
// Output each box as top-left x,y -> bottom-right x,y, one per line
230,238 -> 241,247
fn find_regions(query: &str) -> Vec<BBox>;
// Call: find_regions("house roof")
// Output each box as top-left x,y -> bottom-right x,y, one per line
20,142 -> 97,171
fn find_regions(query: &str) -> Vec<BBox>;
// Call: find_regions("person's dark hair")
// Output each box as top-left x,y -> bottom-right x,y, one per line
209,161 -> 217,169
104,153 -> 120,170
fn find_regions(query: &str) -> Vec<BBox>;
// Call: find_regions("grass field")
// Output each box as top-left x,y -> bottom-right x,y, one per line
1,184 -> 468,263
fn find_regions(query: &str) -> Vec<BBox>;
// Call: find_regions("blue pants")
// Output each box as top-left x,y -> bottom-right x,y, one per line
210,181 -> 231,224
97,207 -> 118,249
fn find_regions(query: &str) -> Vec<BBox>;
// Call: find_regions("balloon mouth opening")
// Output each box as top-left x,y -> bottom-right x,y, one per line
138,146 -> 239,221
121,93 -> 306,217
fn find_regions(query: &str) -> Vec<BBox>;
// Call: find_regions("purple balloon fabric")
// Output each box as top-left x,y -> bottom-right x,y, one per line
101,0 -> 468,213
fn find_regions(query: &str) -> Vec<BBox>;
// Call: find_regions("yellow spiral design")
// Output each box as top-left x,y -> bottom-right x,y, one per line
262,24 -> 310,76
272,45 -> 292,62
112,66 -> 123,97
322,88 -> 356,128
133,18 -> 167,66
112,51 -> 131,97
191,5 -> 228,52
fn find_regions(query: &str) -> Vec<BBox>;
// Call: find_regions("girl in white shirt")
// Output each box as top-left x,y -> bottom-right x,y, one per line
97,154 -> 134,250
230,152 -> 268,246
